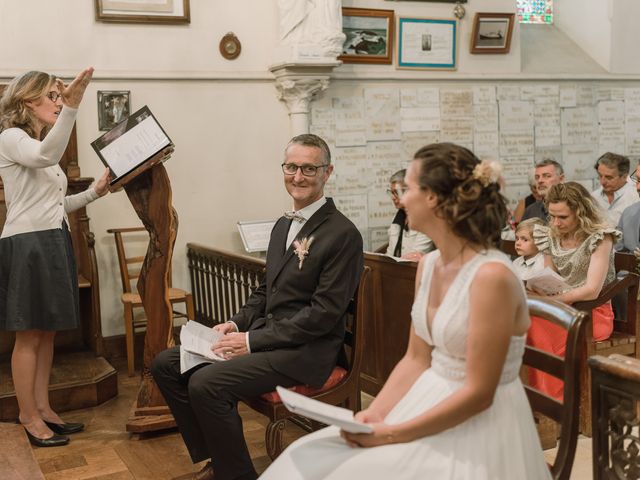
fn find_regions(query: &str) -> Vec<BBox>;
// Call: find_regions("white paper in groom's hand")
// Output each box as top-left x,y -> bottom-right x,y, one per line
180,320 -> 225,360
179,321 -> 228,373
276,386 -> 374,434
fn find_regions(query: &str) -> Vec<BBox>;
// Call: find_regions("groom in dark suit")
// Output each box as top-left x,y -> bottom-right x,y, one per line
151,134 -> 363,480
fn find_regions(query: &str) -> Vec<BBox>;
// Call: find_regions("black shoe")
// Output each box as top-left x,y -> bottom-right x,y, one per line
23,428 -> 69,447
44,420 -> 85,435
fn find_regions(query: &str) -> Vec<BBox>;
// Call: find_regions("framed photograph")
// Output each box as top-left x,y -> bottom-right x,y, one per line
470,13 -> 515,54
397,18 -> 457,70
97,91 -> 131,131
339,8 -> 394,64
95,0 -> 190,24
385,0 -> 466,3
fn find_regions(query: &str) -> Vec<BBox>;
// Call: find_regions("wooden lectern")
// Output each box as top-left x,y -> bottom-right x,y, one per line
122,163 -> 179,432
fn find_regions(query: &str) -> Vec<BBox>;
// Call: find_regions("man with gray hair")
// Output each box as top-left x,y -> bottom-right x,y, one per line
151,134 -> 363,480
521,159 -> 565,222
592,152 -> 638,226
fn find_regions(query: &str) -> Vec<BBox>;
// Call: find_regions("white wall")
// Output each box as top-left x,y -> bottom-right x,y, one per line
1,0 -> 632,338
555,0 -> 613,72
609,0 -> 640,74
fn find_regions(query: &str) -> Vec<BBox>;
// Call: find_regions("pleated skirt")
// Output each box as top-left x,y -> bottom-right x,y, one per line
0,223 -> 80,331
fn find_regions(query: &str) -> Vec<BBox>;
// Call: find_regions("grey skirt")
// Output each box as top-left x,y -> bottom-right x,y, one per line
0,223 -> 80,331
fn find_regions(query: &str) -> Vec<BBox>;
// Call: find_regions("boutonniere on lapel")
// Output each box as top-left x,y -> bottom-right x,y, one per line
293,236 -> 314,270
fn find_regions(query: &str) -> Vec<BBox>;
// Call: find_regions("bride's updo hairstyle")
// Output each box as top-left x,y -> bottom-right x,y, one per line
413,142 -> 508,249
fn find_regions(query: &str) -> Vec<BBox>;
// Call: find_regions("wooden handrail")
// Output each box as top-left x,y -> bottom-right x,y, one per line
186,243 -> 265,325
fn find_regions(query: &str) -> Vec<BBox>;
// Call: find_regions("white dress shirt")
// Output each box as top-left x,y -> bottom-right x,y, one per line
512,252 -> 545,281
592,182 -> 639,227
285,196 -> 327,249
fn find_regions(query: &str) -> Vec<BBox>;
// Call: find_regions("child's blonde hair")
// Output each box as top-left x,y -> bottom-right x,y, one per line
515,217 -> 546,236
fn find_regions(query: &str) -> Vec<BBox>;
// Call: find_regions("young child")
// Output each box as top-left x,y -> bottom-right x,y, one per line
512,218 -> 546,281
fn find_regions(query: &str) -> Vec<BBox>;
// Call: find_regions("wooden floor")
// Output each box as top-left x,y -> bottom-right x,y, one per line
8,358 -> 593,480
20,359 -> 306,480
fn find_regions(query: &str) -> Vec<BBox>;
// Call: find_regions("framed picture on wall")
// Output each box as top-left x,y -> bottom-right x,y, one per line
95,0 -> 190,24
397,17 -> 457,70
339,8 -> 394,64
384,0 -> 466,3
97,91 -> 131,131
470,13 -> 515,54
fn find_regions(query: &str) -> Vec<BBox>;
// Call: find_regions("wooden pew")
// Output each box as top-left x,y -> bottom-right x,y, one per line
589,354 -> 640,479
361,253 -> 417,395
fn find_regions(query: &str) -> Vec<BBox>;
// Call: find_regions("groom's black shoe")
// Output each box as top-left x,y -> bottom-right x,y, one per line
44,420 -> 85,435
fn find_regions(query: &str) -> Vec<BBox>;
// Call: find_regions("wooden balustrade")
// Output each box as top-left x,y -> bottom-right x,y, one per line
186,243 -> 265,325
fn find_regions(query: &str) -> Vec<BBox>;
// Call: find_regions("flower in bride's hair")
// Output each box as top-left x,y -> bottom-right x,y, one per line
472,160 -> 503,187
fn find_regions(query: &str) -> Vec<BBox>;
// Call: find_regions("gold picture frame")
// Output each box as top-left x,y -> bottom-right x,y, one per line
339,8 -> 394,65
95,0 -> 190,25
470,13 -> 515,54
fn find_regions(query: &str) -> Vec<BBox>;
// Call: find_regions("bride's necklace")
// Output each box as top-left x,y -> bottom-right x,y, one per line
439,244 -> 469,271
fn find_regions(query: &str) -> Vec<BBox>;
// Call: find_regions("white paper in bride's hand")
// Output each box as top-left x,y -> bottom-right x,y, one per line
364,251 -> 415,263
179,321 -> 226,373
276,386 -> 374,434
525,267 -> 571,296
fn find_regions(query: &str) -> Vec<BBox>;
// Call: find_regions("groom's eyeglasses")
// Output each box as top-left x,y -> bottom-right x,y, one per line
281,163 -> 329,177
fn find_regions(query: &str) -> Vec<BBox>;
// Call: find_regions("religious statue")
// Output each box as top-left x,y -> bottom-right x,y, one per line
277,0 -> 345,62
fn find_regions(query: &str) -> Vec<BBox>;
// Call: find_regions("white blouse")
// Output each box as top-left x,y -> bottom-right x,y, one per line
0,106 -> 98,238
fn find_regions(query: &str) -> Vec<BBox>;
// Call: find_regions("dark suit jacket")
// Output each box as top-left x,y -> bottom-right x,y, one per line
230,198 -> 363,387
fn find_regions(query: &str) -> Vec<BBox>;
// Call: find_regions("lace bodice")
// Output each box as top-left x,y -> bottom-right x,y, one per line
411,249 -> 526,383
532,224 -> 620,289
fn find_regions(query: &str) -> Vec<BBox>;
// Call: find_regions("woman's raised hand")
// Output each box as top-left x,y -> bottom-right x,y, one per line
57,67 -> 94,109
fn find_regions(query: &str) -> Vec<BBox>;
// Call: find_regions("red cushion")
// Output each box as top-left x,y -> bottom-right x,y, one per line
260,366 -> 348,403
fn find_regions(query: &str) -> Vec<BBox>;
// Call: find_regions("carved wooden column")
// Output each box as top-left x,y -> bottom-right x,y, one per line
270,61 -> 340,136
124,164 -> 178,432
589,354 -> 640,479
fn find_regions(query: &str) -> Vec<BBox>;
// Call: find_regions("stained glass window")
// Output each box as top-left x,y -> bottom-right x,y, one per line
517,0 -> 553,24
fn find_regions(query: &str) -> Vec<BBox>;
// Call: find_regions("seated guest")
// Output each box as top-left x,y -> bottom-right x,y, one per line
385,168 -> 433,260
512,218 -> 546,281
521,159 -> 564,222
529,182 -> 619,399
513,171 -> 541,224
151,134 -> 363,480
261,143 -> 551,480
591,152 -> 638,227
616,159 -> 640,251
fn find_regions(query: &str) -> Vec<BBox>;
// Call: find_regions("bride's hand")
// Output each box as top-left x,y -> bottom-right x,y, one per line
340,422 -> 398,448
354,409 -> 384,424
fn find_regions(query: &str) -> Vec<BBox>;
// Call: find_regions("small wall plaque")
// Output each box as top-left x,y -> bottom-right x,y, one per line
220,32 -> 241,60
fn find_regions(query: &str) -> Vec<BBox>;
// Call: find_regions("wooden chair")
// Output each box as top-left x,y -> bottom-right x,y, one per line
525,297 -> 588,480
108,227 -> 195,376
573,251 -> 640,435
242,266 -> 371,460
499,239 -> 640,436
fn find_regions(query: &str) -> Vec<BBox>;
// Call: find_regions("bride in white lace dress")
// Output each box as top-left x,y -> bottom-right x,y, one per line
260,143 -> 551,480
